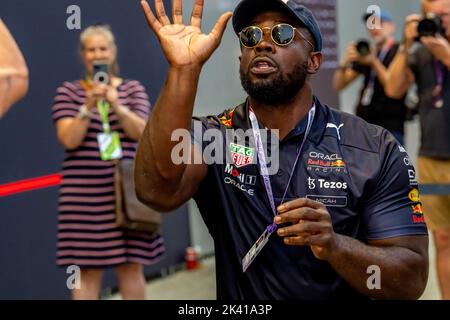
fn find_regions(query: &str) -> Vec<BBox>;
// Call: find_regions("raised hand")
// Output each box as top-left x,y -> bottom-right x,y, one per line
342,42 -> 359,66
421,35 -> 450,67
141,0 -> 232,68
403,14 -> 421,49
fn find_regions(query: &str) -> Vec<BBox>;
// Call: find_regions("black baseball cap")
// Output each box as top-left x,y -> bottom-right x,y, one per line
232,0 -> 323,52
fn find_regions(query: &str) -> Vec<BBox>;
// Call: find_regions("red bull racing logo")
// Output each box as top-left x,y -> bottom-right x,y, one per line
219,110 -> 234,128
411,203 -> 425,224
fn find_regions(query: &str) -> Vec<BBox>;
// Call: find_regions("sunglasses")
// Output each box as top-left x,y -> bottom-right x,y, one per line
239,23 -> 314,49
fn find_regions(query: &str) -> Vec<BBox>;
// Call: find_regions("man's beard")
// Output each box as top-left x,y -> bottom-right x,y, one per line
240,61 -> 308,106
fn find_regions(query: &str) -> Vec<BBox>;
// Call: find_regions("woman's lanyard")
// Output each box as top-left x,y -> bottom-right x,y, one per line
242,104 -> 316,272
97,100 -> 111,133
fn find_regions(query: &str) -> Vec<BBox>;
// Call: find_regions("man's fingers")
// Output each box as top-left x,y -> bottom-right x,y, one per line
154,0 -> 171,26
283,233 -> 326,246
141,1 -> 163,34
209,12 -> 233,42
172,0 -> 183,24
420,36 -> 438,49
190,0 -> 204,28
405,14 -> 422,24
420,36 -> 431,45
274,207 -> 320,224
278,197 -> 324,213
277,221 -> 325,237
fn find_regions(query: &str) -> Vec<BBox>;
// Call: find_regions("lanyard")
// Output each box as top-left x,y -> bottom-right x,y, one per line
433,59 -> 446,108
249,104 -> 316,231
434,59 -> 444,90
366,39 -> 395,90
97,100 -> 111,133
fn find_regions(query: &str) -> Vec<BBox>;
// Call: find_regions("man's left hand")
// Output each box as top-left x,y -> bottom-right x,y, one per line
274,198 -> 339,261
421,35 -> 450,68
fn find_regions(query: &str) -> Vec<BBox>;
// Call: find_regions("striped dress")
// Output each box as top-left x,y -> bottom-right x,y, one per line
52,79 -> 165,268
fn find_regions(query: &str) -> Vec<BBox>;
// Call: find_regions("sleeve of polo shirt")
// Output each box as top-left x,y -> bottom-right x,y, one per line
51,82 -> 80,122
190,117 -> 208,151
190,116 -> 222,151
362,130 -> 428,240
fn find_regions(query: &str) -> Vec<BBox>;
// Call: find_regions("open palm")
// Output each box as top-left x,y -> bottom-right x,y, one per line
141,0 -> 232,67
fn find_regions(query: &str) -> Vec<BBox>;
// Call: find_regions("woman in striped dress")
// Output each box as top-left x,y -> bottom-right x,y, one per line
52,25 -> 165,300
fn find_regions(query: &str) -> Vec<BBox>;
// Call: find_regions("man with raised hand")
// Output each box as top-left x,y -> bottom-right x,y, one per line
136,0 -> 428,300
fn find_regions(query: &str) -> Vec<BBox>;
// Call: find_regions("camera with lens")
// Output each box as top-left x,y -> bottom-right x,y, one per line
355,39 -> 371,56
93,61 -> 110,85
417,14 -> 446,39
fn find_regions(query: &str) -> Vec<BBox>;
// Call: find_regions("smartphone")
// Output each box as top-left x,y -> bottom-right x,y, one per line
93,61 -> 110,85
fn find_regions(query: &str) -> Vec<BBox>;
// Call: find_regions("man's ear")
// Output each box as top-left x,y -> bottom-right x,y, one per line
307,52 -> 323,74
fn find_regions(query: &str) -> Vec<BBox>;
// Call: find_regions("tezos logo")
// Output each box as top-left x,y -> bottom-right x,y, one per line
308,178 -> 348,190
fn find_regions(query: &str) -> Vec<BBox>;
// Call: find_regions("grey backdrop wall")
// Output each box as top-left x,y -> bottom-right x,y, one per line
0,0 -> 190,299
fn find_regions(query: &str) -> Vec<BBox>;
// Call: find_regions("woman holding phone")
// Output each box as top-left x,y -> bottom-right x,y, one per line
51,24 -> 165,300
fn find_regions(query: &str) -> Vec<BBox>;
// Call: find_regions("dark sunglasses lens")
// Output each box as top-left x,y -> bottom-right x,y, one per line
241,27 -> 262,47
273,24 -> 295,45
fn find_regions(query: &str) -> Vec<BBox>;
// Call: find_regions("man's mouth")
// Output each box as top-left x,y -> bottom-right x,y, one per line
250,57 -> 278,75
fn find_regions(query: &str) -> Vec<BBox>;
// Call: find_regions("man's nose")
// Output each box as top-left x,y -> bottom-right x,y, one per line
255,32 -> 276,53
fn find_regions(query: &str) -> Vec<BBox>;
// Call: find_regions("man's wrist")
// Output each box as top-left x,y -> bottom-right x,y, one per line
338,62 -> 350,70
371,57 -> 381,68
400,42 -> 412,53
325,233 -> 346,263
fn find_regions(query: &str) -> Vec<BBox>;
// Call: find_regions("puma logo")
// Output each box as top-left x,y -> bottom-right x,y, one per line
326,123 -> 344,141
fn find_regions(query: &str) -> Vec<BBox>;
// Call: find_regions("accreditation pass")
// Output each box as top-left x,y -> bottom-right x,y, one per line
242,226 -> 273,272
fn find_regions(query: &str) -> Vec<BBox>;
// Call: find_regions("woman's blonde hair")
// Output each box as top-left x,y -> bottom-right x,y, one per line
80,24 -> 119,76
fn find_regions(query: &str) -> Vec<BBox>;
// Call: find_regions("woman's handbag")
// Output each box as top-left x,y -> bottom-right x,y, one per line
114,159 -> 162,232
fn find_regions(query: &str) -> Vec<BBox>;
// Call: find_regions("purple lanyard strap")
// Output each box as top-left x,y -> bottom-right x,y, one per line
367,40 -> 394,88
433,59 -> 445,108
249,104 -> 316,232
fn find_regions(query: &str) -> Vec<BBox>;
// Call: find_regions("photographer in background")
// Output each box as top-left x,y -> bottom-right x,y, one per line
386,0 -> 450,300
334,10 -> 408,145
0,18 -> 28,118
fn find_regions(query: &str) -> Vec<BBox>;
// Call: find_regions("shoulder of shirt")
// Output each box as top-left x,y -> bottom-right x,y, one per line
120,79 -> 144,88
192,102 -> 246,129
56,80 -> 84,96
193,102 -> 398,156
323,105 -> 395,155
59,80 -> 82,90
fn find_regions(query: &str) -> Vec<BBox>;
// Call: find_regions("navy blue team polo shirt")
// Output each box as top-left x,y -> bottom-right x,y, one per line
191,96 -> 428,300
